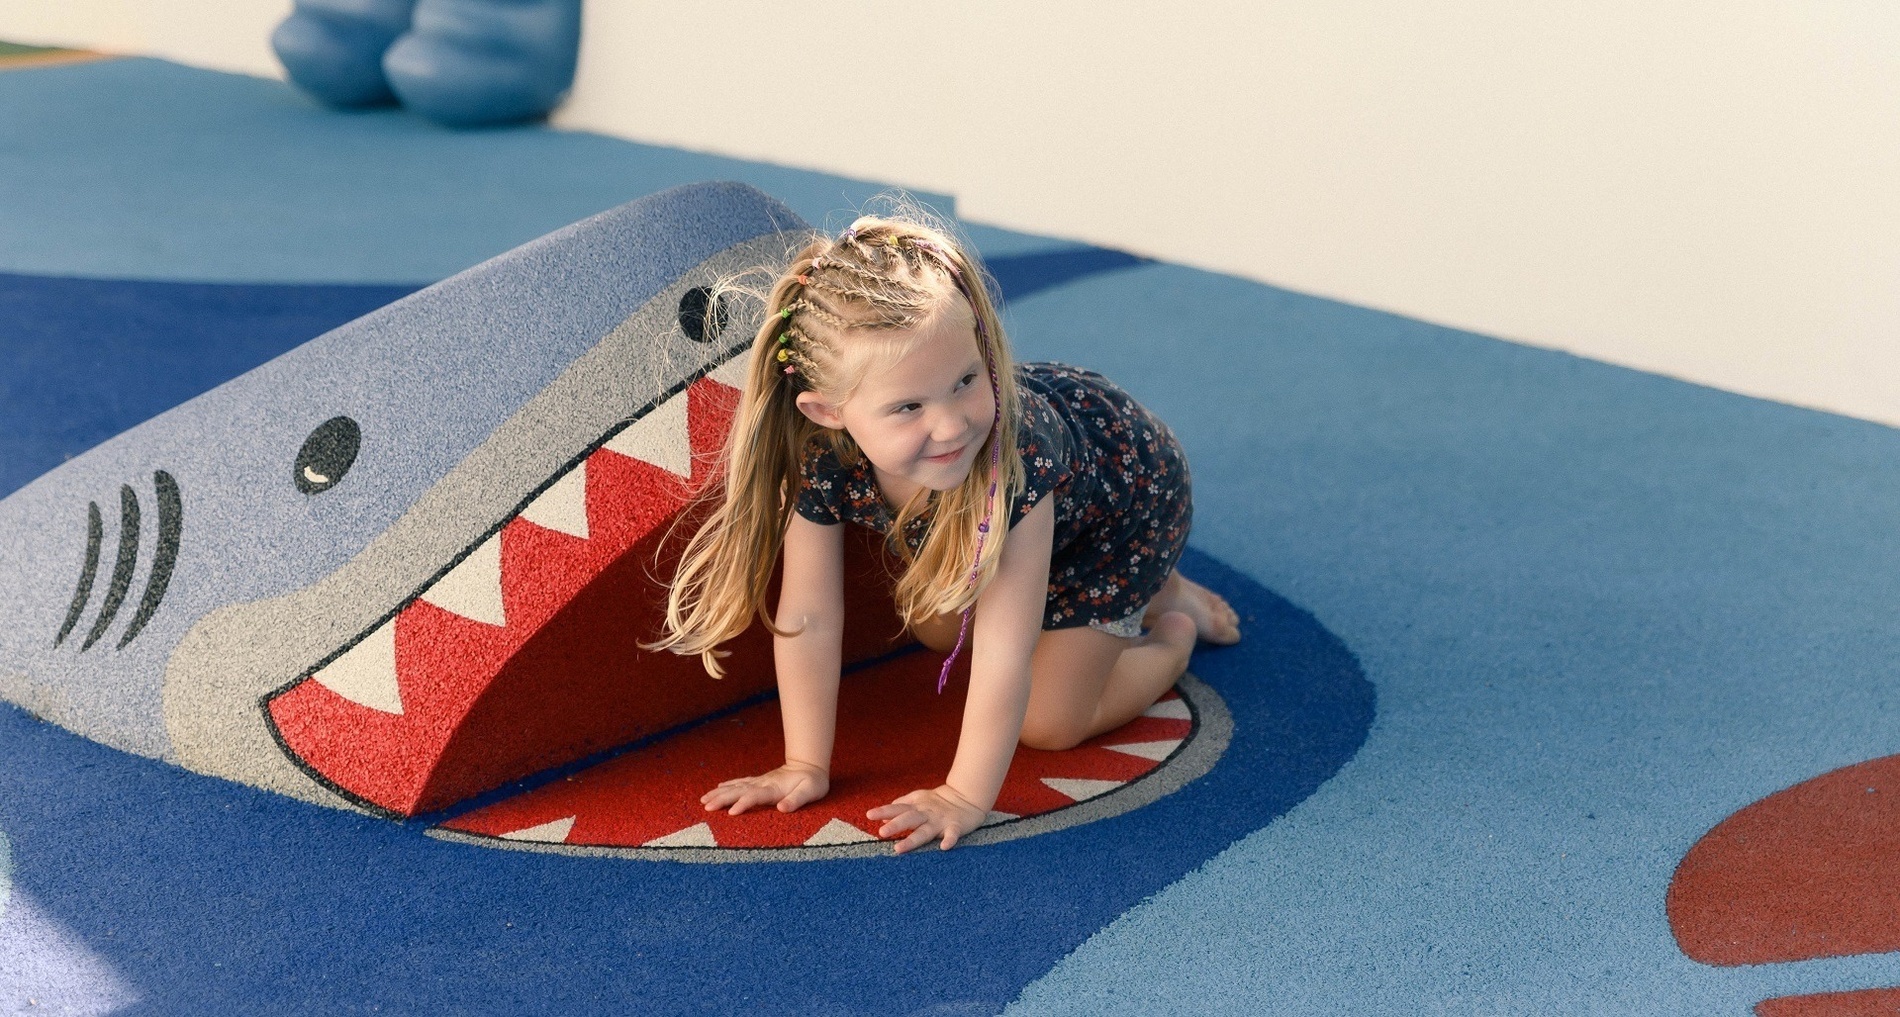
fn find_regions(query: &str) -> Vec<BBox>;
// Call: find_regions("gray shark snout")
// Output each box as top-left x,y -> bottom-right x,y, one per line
53,470 -> 182,653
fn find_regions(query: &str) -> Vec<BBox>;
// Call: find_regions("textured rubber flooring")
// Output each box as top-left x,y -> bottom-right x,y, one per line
2,56 -> 1898,1017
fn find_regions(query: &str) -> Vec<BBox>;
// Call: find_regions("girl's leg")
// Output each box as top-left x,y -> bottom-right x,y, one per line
1019,612 -> 1196,751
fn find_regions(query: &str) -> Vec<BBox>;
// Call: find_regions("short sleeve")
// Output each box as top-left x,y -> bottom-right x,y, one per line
1008,388 -> 1074,530
793,439 -> 843,525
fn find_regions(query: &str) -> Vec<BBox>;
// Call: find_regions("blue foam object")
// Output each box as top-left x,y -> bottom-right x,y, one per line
271,0 -> 420,108
383,0 -> 581,127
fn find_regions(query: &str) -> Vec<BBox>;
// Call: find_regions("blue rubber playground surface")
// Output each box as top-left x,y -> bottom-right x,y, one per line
3,56 -> 1899,1016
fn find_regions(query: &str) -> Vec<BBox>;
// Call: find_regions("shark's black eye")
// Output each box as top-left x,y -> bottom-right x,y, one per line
295,416 -> 361,495
677,286 -> 729,343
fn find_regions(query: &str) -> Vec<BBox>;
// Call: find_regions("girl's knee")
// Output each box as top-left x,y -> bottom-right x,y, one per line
908,610 -> 962,654
1018,712 -> 1088,752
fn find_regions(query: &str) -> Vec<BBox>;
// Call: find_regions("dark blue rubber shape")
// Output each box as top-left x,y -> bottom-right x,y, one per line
272,0 -> 420,108
0,546 -> 1373,1015
383,0 -> 583,127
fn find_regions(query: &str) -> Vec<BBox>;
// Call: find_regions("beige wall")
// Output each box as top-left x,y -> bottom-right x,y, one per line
6,1 -> 1898,426
0,0 -> 288,76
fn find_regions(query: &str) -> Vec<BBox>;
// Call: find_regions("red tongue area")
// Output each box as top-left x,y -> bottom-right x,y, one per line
434,663 -> 1192,852
266,377 -> 911,816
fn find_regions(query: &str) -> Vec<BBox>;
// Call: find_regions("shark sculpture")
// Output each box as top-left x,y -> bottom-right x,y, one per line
0,181 -> 866,815
0,181 -> 1243,857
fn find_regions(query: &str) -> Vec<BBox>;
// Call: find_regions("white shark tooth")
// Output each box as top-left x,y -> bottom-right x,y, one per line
519,462 -> 589,539
311,622 -> 403,714
708,354 -> 748,390
982,810 -> 1019,827
802,818 -> 876,846
603,389 -> 691,478
420,533 -> 506,626
498,816 -> 576,843
642,821 -> 716,848
1142,698 -> 1191,721
1041,777 -> 1123,802
1104,739 -> 1183,762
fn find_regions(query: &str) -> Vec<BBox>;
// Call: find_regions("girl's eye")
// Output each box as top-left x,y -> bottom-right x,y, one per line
894,403 -> 921,415
956,373 -> 977,389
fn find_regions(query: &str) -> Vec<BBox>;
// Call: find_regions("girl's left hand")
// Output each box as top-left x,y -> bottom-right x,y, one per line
867,784 -> 991,853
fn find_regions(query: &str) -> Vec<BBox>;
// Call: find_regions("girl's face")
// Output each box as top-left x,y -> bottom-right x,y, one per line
794,300 -> 994,508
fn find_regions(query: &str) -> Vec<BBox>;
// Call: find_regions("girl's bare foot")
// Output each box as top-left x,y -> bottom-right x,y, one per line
1144,569 -> 1242,645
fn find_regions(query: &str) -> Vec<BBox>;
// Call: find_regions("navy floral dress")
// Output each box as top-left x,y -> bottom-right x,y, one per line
793,361 -> 1192,635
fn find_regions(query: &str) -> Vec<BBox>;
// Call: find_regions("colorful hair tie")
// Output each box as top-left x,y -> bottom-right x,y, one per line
779,307 -> 793,319
776,348 -> 790,363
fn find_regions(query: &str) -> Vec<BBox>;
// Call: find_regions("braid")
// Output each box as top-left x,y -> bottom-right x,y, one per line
796,296 -> 863,332
808,255 -> 886,288
801,275 -> 927,327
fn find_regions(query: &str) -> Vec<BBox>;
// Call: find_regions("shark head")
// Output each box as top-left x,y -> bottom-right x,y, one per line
0,182 -> 821,814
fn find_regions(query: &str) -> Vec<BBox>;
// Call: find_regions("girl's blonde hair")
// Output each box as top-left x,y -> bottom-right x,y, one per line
648,210 -> 1024,677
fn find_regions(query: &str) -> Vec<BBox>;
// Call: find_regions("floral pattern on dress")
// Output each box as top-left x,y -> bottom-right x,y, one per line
794,361 -> 1192,632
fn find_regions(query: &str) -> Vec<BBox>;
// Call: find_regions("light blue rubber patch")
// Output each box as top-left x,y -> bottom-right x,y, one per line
997,263 -> 1900,1015
0,57 -> 971,284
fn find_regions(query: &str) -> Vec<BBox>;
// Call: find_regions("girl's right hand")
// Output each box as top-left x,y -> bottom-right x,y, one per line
700,760 -> 830,816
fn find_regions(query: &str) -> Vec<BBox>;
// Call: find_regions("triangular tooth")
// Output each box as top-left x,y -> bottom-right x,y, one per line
1142,698 -> 1191,721
419,533 -> 506,626
603,390 -> 691,478
1042,777 -> 1123,802
982,811 -> 1019,827
1105,739 -> 1183,762
708,354 -> 749,390
498,816 -> 576,843
803,818 -> 876,846
519,462 -> 589,539
310,622 -> 403,714
643,821 -> 716,848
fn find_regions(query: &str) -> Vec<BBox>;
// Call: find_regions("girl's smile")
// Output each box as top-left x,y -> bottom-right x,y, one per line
793,296 -> 994,507
923,443 -> 967,464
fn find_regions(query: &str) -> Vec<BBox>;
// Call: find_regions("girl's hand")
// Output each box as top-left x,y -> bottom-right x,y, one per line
700,761 -> 830,816
867,784 -> 990,853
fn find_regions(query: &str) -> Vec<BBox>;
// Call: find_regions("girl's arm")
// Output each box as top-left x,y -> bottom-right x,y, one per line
869,496 -> 1055,851
700,512 -> 844,815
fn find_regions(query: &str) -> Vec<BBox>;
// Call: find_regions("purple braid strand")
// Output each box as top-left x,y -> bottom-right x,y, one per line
935,268 -> 1002,694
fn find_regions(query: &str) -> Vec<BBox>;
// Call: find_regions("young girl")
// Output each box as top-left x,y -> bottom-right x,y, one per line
651,214 -> 1240,853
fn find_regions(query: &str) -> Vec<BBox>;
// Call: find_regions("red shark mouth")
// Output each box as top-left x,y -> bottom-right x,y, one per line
265,374 -> 914,816
263,371 -> 1228,847
432,663 -> 1203,856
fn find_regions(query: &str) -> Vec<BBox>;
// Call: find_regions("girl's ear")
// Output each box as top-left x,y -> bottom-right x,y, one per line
794,391 -> 847,430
